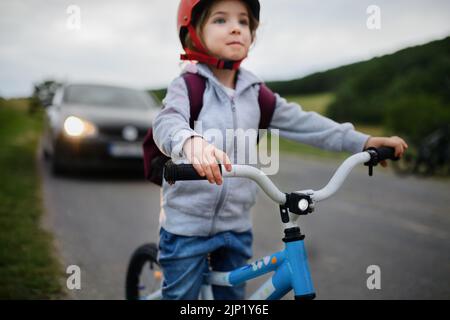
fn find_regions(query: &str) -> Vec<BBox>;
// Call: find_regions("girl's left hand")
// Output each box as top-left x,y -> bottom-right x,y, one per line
364,136 -> 409,167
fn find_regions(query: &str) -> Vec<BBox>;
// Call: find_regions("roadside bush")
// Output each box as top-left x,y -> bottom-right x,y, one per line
384,94 -> 450,144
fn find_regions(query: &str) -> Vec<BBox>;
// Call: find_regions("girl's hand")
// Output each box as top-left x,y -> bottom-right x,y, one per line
364,136 -> 409,167
182,136 -> 232,185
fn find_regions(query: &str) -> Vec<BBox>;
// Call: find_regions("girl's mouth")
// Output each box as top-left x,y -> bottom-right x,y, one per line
227,41 -> 243,46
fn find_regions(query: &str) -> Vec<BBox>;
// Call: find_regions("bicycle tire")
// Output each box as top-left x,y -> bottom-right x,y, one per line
125,243 -> 161,300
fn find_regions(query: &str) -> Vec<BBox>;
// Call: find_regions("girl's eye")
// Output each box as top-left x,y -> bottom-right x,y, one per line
214,18 -> 226,24
240,19 -> 249,26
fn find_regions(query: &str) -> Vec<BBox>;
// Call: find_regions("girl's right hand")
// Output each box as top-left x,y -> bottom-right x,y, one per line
182,136 -> 232,185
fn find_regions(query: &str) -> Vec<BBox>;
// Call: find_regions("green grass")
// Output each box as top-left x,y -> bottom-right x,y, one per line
0,99 -> 64,299
275,93 -> 385,160
284,92 -> 335,115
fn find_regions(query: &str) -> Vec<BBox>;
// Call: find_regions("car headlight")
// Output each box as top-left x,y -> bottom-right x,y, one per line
63,116 -> 97,137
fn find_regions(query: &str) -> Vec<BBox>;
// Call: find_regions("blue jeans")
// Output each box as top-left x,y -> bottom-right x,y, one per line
158,228 -> 253,300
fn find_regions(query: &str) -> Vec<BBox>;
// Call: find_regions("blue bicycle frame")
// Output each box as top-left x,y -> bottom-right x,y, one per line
207,237 -> 315,300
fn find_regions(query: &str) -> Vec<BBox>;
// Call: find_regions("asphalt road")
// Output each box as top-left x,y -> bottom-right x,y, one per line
40,154 -> 450,300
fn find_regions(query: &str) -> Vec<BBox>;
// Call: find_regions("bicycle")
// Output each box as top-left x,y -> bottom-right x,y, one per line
393,125 -> 450,177
125,147 -> 398,300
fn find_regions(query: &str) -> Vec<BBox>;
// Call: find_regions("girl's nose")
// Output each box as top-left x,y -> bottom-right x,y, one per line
230,22 -> 242,35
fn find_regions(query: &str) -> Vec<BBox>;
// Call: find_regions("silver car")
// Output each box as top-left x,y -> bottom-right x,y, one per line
42,83 -> 160,174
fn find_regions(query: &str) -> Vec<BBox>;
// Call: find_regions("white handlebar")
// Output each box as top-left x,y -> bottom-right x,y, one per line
222,165 -> 287,204
310,152 -> 370,202
221,151 -> 371,205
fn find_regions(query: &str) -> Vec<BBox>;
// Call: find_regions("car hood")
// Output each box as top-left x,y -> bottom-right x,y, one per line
59,103 -> 159,127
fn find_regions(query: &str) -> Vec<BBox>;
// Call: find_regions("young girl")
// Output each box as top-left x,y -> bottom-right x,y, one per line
153,0 -> 407,300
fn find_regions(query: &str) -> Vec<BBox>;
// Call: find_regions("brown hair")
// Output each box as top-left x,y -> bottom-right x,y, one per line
182,0 -> 259,52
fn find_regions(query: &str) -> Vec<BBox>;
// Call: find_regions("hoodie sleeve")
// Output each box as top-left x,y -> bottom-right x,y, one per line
152,76 -> 203,158
268,94 -> 370,154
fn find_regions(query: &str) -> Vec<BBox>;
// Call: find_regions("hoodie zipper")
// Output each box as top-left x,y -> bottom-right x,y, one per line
231,97 -> 238,161
209,95 -> 236,235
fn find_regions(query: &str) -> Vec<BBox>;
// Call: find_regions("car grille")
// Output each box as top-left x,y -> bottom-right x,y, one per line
98,126 -> 149,141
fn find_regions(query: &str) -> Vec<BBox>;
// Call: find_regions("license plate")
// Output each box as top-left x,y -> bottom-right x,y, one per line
109,142 -> 142,158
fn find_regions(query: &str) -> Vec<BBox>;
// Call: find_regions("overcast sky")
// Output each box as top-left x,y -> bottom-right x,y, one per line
1,0 -> 449,98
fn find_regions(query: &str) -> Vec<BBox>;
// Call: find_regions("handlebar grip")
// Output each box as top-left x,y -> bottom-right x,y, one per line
163,160 -> 222,183
376,147 -> 399,162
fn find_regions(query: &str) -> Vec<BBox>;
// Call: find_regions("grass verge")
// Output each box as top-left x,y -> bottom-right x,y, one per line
278,93 -> 385,160
0,99 -> 64,299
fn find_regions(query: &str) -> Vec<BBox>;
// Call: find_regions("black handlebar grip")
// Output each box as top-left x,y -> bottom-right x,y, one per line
376,147 -> 399,162
163,160 -> 223,184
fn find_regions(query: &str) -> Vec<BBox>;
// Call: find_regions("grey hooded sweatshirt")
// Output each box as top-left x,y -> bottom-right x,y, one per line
153,63 -> 370,237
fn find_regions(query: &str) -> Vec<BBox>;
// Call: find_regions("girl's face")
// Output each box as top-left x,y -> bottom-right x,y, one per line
201,0 -> 252,62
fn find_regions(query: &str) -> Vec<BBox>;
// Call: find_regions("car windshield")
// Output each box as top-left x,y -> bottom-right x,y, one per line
63,84 -> 158,109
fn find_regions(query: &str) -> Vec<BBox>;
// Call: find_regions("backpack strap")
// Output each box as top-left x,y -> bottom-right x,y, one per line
182,73 -> 277,139
182,73 -> 206,129
257,83 -> 277,140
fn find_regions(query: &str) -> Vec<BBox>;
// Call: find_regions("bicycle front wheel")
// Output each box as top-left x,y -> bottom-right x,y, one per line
125,243 -> 162,300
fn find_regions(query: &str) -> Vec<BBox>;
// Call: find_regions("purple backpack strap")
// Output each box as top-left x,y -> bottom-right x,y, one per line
182,73 -> 276,136
182,73 -> 206,129
258,83 -> 277,134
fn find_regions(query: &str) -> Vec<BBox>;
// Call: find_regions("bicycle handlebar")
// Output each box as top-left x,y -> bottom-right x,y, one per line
163,147 -> 398,205
374,146 -> 399,162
